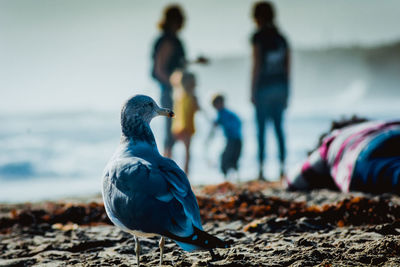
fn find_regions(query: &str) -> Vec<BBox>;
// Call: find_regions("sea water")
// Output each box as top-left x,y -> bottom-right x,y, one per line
1,52 -> 399,202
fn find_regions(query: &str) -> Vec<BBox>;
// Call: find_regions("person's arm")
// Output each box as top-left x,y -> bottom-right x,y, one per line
206,113 -> 220,144
203,121 -> 218,166
187,55 -> 209,65
206,122 -> 217,144
154,40 -> 173,85
250,43 -> 262,104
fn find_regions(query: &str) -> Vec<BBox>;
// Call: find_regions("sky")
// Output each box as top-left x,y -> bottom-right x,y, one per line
1,0 -> 400,200
1,0 -> 400,113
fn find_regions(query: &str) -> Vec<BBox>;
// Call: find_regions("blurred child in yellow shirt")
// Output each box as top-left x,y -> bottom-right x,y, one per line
170,70 -> 199,175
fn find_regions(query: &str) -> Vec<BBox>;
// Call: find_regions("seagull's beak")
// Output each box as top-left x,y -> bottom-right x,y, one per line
157,107 -> 175,118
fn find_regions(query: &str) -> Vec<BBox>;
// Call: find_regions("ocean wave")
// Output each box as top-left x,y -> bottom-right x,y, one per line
0,161 -> 36,178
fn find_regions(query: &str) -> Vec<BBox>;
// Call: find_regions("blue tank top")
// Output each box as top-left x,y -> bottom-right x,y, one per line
251,26 -> 289,90
151,32 -> 186,82
215,108 -> 242,140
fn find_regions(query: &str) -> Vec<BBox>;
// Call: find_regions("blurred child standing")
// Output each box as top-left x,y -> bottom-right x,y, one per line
208,94 -> 242,178
170,70 -> 199,175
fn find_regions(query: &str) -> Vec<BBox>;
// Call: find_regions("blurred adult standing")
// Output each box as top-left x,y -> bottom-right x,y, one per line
152,5 -> 186,158
152,5 -> 207,158
250,1 -> 290,181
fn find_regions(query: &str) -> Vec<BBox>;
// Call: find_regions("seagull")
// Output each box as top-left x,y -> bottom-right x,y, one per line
102,95 -> 229,266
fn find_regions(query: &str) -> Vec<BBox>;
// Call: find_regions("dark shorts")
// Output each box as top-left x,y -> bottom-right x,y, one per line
221,138 -> 242,175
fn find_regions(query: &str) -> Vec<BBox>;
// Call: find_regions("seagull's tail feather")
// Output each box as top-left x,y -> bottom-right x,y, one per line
164,226 -> 231,252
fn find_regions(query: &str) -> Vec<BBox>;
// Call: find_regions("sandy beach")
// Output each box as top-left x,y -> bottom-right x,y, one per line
1,181 -> 400,266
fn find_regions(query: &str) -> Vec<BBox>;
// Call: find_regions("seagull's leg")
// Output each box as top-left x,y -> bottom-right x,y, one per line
209,249 -> 216,261
159,236 -> 165,266
209,249 -> 221,261
134,235 -> 141,266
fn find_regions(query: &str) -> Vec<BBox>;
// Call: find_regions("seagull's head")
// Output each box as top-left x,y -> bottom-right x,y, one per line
122,95 -> 174,124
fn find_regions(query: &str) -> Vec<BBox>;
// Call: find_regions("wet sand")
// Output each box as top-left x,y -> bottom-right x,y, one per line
1,181 -> 400,266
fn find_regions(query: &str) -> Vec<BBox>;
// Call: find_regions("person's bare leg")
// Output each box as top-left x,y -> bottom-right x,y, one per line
279,163 -> 286,183
258,164 -> 265,181
134,235 -> 141,266
183,135 -> 191,175
159,236 -> 165,266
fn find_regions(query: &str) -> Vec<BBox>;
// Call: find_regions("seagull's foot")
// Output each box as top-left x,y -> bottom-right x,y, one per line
208,249 -> 223,262
225,238 -> 235,247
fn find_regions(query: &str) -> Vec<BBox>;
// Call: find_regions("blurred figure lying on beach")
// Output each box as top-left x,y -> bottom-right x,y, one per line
170,70 -> 199,175
287,116 -> 400,194
207,94 -> 242,179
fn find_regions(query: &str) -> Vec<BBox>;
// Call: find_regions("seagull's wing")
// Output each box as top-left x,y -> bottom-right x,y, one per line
103,156 -> 198,238
157,157 -> 203,230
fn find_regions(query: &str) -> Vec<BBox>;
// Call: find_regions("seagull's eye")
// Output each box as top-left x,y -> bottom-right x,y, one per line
149,102 -> 154,108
